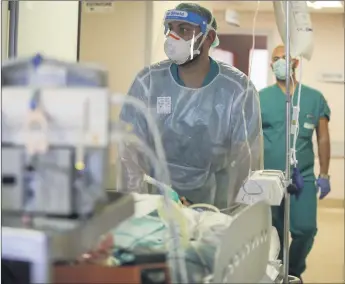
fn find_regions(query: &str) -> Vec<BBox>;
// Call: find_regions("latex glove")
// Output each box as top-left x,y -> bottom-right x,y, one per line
290,167 -> 304,198
317,178 -> 331,200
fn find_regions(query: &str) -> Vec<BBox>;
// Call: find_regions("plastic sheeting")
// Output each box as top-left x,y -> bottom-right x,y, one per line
119,59 -> 263,209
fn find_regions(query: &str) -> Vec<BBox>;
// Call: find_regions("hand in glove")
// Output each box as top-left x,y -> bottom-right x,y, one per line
289,167 -> 304,198
317,176 -> 331,200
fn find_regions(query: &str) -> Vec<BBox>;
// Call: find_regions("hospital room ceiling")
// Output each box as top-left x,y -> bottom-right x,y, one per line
204,1 -> 344,14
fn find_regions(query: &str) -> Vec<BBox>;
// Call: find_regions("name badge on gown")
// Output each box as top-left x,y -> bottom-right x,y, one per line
157,97 -> 171,115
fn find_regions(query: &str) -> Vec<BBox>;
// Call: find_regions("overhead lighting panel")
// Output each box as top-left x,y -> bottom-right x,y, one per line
307,1 -> 343,9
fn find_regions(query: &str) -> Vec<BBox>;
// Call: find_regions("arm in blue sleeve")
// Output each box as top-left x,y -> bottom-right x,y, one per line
118,77 -> 152,193
215,82 -> 263,207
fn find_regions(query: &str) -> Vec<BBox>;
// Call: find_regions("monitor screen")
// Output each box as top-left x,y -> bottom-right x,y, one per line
2,227 -> 50,283
2,259 -> 31,284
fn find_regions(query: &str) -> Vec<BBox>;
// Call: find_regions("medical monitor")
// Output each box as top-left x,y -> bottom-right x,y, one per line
2,227 -> 50,283
1,88 -> 110,216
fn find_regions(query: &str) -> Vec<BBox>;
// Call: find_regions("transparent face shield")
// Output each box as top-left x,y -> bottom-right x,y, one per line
151,9 -> 219,65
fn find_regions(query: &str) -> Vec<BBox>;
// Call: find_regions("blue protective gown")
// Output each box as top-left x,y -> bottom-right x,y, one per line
119,58 -> 263,209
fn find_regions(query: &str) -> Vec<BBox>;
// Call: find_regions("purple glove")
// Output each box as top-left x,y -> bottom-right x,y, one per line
292,167 -> 304,190
317,177 -> 331,200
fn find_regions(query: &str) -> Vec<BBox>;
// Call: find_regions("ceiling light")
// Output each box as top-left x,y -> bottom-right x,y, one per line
307,1 -> 343,9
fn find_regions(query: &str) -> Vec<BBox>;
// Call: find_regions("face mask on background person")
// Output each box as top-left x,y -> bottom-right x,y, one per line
272,58 -> 294,80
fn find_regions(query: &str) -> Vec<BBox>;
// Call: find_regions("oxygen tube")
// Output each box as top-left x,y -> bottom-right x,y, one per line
290,59 -> 302,167
290,58 -> 304,191
22,57 -> 50,225
111,94 -> 189,283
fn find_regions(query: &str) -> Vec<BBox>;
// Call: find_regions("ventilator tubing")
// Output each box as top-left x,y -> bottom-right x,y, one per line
111,94 -> 188,283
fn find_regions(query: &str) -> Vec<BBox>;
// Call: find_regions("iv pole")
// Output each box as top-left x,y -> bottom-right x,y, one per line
8,0 -> 19,58
283,1 -> 292,283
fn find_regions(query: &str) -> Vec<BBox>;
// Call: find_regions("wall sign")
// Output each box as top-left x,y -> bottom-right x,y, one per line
85,1 -> 114,13
318,72 -> 344,84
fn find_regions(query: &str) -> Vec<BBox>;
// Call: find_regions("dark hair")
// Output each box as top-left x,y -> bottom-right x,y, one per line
175,3 -> 218,31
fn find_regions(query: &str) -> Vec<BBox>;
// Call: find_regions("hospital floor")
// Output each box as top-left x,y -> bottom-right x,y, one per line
303,206 -> 344,283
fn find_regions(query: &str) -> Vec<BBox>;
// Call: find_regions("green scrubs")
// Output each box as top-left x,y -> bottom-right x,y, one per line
260,83 -> 330,277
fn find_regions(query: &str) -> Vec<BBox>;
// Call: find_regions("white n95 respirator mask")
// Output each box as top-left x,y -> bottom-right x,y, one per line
272,58 -> 293,80
164,31 -> 203,65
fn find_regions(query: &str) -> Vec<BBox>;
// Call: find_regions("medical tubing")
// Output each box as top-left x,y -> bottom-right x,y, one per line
188,203 -> 220,213
112,132 -> 188,283
291,59 -> 303,167
75,99 -> 89,171
26,63 -> 53,219
110,95 -> 174,229
283,1 -> 292,283
143,174 -> 190,249
243,0 -> 261,177
24,91 -> 49,220
111,94 -> 170,187
111,132 -> 171,213
23,160 -> 36,219
143,174 -> 180,203
26,95 -> 92,219
109,96 -> 188,283
290,77 -> 297,165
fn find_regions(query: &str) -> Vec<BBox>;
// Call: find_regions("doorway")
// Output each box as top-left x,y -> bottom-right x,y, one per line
211,34 -> 270,91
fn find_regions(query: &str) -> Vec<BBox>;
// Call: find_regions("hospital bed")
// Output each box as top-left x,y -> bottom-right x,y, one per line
2,195 -> 282,284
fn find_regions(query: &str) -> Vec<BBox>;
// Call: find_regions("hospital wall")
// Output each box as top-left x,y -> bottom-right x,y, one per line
79,3 -> 344,200
79,1 -> 151,95
79,1 -> 151,187
16,1 -> 79,61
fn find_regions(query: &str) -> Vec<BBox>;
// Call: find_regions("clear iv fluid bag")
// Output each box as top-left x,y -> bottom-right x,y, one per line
273,1 -> 314,60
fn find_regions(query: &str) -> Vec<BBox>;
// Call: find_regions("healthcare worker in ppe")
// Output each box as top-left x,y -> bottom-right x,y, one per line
260,45 -> 331,281
119,3 -> 262,209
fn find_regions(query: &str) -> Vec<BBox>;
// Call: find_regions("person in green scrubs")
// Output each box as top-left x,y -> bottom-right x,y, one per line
260,45 -> 331,280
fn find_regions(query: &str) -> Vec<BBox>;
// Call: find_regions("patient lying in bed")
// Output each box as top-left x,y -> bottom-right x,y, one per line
103,193 -> 281,283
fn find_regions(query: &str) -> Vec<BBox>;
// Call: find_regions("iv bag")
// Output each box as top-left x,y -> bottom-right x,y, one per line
273,1 -> 314,60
